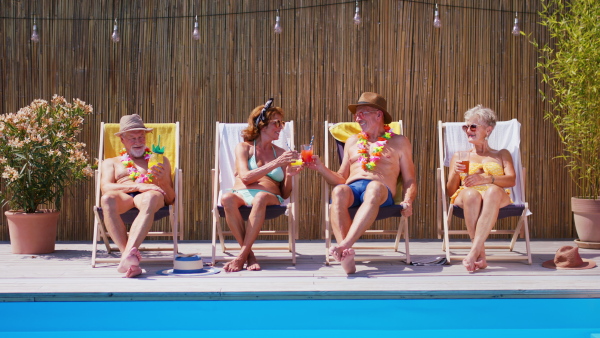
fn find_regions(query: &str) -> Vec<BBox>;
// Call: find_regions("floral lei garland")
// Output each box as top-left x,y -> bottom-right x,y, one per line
119,148 -> 154,183
357,125 -> 394,171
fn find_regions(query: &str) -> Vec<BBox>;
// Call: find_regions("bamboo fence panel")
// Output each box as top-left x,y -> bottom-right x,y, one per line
0,0 -> 572,242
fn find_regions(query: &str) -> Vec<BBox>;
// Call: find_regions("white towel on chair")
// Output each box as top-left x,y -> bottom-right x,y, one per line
217,121 -> 294,206
443,119 -> 528,207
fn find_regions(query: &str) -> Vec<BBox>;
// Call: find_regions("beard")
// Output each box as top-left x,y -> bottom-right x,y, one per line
129,147 -> 146,158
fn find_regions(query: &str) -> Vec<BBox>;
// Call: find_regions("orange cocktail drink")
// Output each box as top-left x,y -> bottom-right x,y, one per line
301,144 -> 313,163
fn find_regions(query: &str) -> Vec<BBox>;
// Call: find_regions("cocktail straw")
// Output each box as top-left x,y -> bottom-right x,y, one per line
309,135 -> 314,147
282,128 -> 293,151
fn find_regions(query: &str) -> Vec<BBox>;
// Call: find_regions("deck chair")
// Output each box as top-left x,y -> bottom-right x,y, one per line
211,121 -> 298,266
323,121 -> 410,265
91,122 -> 183,267
436,119 -> 531,264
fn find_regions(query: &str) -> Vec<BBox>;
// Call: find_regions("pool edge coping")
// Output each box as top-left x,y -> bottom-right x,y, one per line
2,289 -> 600,302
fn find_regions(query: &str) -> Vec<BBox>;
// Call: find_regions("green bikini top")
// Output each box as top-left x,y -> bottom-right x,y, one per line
248,141 -> 285,182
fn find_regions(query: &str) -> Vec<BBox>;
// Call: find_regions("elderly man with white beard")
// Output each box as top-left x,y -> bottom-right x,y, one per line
100,114 -> 175,278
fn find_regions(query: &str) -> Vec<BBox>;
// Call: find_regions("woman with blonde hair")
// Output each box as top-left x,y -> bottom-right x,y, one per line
447,105 -> 516,272
220,99 -> 301,272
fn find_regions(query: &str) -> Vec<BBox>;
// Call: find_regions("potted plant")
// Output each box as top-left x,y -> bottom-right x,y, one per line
532,0 -> 600,248
0,95 -> 93,254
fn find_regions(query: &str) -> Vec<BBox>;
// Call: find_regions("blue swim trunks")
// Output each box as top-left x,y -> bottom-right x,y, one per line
346,179 -> 394,208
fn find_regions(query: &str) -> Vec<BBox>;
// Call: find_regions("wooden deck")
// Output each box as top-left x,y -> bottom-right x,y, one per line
1,240 -> 599,301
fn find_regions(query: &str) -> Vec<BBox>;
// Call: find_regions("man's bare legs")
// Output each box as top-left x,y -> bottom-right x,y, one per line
221,192 -> 279,272
455,186 -> 511,272
329,185 -> 353,262
101,191 -> 165,277
330,182 -> 388,274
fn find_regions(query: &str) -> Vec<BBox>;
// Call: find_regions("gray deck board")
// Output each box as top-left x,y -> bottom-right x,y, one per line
1,240 -> 599,301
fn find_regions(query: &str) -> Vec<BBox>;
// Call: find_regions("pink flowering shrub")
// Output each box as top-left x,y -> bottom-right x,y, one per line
0,95 -> 94,213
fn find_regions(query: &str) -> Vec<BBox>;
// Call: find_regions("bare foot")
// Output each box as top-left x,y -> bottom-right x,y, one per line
223,257 -> 245,272
462,253 -> 477,273
474,255 -> 488,270
330,246 -> 344,262
125,265 -> 143,278
117,247 -> 142,274
340,248 -> 356,274
246,252 -> 261,271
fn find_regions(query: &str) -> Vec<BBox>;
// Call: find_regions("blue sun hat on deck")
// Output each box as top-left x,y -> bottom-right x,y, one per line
157,254 -> 220,276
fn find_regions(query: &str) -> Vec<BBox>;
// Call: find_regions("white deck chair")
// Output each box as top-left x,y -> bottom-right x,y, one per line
436,119 -> 532,264
323,121 -> 410,265
211,121 -> 298,266
91,122 -> 183,267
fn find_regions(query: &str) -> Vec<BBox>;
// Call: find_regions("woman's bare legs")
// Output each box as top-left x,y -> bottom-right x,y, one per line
221,192 -> 279,272
455,186 -> 511,272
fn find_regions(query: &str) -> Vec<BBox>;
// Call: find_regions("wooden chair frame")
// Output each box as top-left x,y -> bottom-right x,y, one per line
436,119 -> 531,264
211,121 -> 298,266
323,120 -> 410,265
91,122 -> 183,267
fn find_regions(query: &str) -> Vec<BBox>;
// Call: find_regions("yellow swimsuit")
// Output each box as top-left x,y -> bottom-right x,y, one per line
450,161 -> 511,204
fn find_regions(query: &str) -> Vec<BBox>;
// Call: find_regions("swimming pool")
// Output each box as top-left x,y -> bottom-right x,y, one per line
1,298 -> 599,337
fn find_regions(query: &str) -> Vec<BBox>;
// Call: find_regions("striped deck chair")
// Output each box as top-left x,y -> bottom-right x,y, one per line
91,122 -> 183,267
323,121 -> 410,265
211,121 -> 298,266
436,119 -> 531,264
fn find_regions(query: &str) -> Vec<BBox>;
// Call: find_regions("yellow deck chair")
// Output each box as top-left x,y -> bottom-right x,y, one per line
436,119 -> 531,264
323,121 -> 410,265
211,121 -> 298,266
91,122 -> 183,267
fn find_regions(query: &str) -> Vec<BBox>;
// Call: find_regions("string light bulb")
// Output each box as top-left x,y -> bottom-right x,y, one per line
353,1 -> 362,25
511,12 -> 521,36
31,16 -> 40,43
274,9 -> 282,34
111,18 -> 120,43
433,4 -> 441,28
192,15 -> 200,40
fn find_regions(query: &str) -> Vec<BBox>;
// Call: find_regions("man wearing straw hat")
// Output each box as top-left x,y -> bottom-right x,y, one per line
100,114 -> 175,278
307,92 -> 417,274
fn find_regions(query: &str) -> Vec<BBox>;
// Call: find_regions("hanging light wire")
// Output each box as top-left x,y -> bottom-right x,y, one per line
7,1 -> 536,22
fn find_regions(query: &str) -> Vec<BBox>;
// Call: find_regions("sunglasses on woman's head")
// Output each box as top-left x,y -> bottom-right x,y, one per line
269,119 -> 285,128
462,124 -> 479,132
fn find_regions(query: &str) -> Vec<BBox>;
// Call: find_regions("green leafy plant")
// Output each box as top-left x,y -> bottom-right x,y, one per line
0,95 -> 94,213
532,0 -> 600,199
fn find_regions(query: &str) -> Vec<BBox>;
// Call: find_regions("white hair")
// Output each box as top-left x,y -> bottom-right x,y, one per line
464,104 -> 497,128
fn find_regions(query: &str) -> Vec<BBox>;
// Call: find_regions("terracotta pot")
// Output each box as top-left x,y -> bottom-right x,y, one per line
5,210 -> 60,254
572,197 -> 600,244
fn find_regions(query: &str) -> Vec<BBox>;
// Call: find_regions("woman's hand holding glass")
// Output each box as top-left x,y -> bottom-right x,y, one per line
278,150 -> 299,166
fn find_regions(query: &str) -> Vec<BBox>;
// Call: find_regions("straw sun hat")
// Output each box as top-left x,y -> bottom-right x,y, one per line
114,114 -> 153,136
347,92 -> 393,124
542,246 -> 596,270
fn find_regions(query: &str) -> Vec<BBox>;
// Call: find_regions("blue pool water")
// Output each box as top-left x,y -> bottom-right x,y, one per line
1,298 -> 599,337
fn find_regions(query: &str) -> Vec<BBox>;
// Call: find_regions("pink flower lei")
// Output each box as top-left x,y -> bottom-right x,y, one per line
119,148 -> 154,183
356,125 -> 394,171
